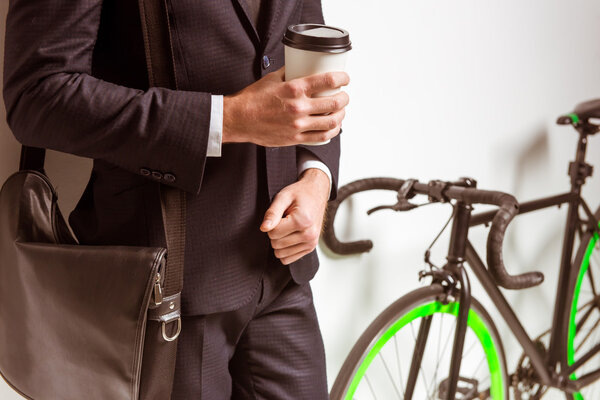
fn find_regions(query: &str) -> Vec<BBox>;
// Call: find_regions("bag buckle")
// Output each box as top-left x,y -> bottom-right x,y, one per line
162,317 -> 182,342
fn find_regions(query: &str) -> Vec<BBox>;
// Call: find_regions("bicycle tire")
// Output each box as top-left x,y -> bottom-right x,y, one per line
566,206 -> 600,400
330,284 -> 508,400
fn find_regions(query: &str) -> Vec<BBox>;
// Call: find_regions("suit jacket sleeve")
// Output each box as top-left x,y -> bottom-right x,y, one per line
3,0 -> 211,195
296,0 -> 342,201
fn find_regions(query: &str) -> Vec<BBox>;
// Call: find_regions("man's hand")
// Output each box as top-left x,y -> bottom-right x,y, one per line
223,67 -> 349,147
260,169 -> 330,265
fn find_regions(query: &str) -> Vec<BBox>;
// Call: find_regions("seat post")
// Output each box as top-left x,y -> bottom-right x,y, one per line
569,128 -> 593,193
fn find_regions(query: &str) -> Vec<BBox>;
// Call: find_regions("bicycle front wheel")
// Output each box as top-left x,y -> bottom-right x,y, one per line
566,208 -> 600,400
330,284 -> 508,400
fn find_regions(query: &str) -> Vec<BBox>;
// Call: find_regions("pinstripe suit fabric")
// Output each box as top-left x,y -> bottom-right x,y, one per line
4,0 -> 338,397
3,0 -> 340,316
171,257 -> 328,399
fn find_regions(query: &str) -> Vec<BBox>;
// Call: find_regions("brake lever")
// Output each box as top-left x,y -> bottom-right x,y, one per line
367,179 -> 419,215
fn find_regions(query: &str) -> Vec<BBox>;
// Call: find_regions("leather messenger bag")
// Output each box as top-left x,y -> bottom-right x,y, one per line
0,1 -> 185,398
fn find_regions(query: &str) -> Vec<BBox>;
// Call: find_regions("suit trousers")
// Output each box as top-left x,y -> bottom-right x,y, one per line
170,257 -> 329,399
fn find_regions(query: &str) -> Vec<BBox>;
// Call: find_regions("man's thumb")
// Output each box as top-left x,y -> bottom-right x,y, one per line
260,194 -> 289,232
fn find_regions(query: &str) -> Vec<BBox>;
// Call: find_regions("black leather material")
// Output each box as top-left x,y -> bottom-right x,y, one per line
0,171 -> 167,399
0,0 -> 185,397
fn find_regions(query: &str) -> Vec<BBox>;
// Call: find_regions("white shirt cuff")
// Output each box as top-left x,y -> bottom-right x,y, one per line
207,95 -> 223,157
297,149 -> 332,197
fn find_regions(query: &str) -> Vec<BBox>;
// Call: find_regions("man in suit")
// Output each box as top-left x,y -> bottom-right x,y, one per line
3,0 -> 348,398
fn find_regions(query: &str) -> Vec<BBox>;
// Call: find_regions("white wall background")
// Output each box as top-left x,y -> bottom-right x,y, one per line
1,0 -> 600,398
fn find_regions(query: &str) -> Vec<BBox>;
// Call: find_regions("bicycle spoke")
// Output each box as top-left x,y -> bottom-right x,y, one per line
479,375 -> 490,388
461,335 -> 478,360
393,335 -> 405,393
577,298 -> 596,313
436,314 -> 443,372
568,231 -> 600,398
429,314 -> 445,397
587,262 -> 597,298
576,315 -> 600,353
427,316 -> 456,396
578,311 -> 600,340
576,300 -> 598,332
572,308 -> 600,400
471,354 -> 486,378
377,350 -> 403,399
337,296 -> 505,400
365,373 -> 378,400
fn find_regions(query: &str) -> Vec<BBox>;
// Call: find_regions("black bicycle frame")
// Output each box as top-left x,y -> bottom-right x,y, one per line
409,201 -> 475,400
451,128 -> 600,393
445,203 -> 473,399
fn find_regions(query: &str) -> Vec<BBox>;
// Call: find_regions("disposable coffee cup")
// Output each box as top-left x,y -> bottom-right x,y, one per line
283,24 -> 352,145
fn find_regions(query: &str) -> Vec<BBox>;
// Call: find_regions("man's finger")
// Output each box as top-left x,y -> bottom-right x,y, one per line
271,232 -> 305,249
260,192 -> 291,232
306,91 -> 349,115
298,126 -> 341,144
280,249 -> 312,265
300,108 -> 344,132
267,215 -> 298,240
274,242 -> 312,259
303,72 -> 350,95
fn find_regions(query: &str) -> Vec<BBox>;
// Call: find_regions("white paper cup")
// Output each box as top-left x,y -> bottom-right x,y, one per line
283,24 -> 351,145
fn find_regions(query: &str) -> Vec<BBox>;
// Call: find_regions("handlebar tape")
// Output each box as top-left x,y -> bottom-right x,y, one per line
448,188 -> 544,289
322,178 -> 544,290
323,178 -> 404,255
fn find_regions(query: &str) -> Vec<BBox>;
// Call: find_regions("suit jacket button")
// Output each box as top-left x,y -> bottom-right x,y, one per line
164,173 -> 176,183
262,55 -> 271,69
140,168 -> 151,176
151,171 -> 163,180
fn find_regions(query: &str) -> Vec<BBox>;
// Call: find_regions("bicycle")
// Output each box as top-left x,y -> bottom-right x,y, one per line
322,98 -> 600,399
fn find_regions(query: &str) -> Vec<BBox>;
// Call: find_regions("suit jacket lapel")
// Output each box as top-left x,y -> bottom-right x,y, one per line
262,0 -> 299,42
232,0 -> 260,45
232,0 -> 299,47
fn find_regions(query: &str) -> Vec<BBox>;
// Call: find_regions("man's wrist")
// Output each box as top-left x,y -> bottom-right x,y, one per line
299,168 -> 330,200
297,155 -> 332,199
222,95 -> 243,144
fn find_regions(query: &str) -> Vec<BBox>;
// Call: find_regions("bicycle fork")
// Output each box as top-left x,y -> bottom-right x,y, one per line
405,201 -> 474,400
445,267 -> 472,400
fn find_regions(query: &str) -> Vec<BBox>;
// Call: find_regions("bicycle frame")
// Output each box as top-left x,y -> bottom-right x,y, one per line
440,128 -> 600,396
324,118 -> 599,399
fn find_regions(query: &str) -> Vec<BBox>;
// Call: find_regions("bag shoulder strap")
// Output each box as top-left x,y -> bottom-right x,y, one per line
138,0 -> 185,298
18,0 -> 185,298
19,146 -> 45,172
137,0 -> 178,90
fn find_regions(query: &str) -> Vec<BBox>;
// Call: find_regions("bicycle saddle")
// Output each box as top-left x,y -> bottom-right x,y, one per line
557,98 -> 600,131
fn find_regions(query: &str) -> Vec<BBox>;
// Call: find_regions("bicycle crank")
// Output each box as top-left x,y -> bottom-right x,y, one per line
437,376 -> 488,399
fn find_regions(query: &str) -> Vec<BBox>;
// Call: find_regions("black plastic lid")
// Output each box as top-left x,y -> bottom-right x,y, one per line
283,24 -> 351,54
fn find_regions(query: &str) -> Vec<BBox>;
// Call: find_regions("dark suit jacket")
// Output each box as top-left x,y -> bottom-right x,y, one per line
3,0 -> 340,315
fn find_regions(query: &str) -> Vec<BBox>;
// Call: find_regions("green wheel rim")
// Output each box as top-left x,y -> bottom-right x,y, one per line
345,301 -> 505,399
568,229 -> 599,400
